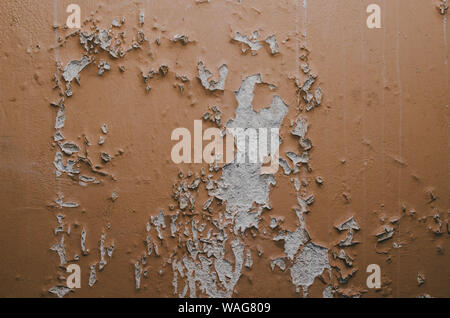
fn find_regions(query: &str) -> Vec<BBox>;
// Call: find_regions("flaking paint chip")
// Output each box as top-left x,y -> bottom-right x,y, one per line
62,56 -> 90,83
197,61 -> 228,91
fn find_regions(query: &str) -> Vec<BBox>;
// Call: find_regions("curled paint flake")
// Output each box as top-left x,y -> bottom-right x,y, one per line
151,211 -> 166,240
265,35 -> 279,54
175,237 -> 245,298
54,131 -> 65,142
335,216 -> 360,232
198,61 -> 228,91
111,192 -> 119,202
304,194 -> 315,205
54,152 -> 79,175
107,243 -> 114,258
314,87 -> 323,105
202,197 -> 214,211
338,229 -> 359,247
135,261 -> 142,290
97,60 -> 111,76
59,142 -> 80,156
291,116 -> 308,139
137,30 -> 146,44
234,209 -> 261,234
279,158 -> 292,175
270,257 -> 286,271
173,34 -> 190,45
439,0 -> 448,15
179,194 -> 188,210
376,225 -> 395,242
99,232 -> 107,271
269,218 -> 278,229
54,194 -> 79,208
170,213 -> 179,238
88,264 -> 97,287
203,105 -> 223,127
48,286 -> 71,298
79,175 -> 95,183
54,214 -> 65,235
233,32 -> 263,52
50,236 -> 67,266
153,242 -> 160,256
55,104 -> 66,129
159,64 -> 169,76
336,249 -> 353,267
81,227 -> 88,255
146,235 -> 153,256
98,30 -> 112,51
100,152 -> 112,163
417,273 -> 426,286
101,124 -> 108,134
337,268 -> 358,284
286,151 -> 309,165
301,63 -> 310,74
80,32 -> 94,51
188,178 -> 201,190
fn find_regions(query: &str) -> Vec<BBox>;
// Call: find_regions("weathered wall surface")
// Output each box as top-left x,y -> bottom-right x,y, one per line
0,0 -> 448,298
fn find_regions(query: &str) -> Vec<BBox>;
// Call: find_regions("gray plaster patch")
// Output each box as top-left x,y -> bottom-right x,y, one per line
62,56 -> 90,83
210,74 -> 288,234
274,227 -> 310,260
81,227 -> 88,254
290,242 -> 330,297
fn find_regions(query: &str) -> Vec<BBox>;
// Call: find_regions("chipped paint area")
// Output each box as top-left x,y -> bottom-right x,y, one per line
0,0 -> 449,298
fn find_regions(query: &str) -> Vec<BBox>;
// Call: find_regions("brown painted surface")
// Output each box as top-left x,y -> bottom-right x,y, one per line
0,0 -> 448,298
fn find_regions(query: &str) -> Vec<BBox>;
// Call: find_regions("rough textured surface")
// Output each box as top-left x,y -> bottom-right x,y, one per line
0,0 -> 448,298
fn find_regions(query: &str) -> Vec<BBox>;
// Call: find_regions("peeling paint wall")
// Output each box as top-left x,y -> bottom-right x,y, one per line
0,0 -> 448,298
